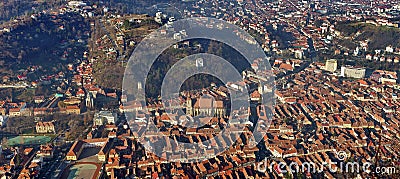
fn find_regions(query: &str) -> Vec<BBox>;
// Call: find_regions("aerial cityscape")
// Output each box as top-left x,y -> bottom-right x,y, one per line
0,0 -> 400,178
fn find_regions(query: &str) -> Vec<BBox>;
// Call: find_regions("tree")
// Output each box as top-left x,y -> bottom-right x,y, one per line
1,138 -> 9,148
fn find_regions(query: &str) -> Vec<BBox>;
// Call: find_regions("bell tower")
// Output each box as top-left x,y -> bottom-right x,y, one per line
186,97 -> 193,116
86,93 -> 94,109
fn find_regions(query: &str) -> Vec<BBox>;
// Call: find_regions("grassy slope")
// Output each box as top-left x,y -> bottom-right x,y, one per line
336,22 -> 400,51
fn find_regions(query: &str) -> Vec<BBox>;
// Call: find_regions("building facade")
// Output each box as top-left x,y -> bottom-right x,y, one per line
341,66 -> 366,79
185,96 -> 226,118
35,122 -> 55,134
325,59 -> 338,72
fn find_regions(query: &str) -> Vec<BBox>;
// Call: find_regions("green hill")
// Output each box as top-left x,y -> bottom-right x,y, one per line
336,22 -> 400,51
0,12 -> 90,73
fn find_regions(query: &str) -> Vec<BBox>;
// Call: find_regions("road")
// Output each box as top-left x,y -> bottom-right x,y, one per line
51,158 -> 69,179
98,18 -> 122,62
0,84 -> 28,88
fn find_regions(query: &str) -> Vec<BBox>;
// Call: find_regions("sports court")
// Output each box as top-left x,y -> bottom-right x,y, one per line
6,135 -> 52,146
66,163 -> 100,179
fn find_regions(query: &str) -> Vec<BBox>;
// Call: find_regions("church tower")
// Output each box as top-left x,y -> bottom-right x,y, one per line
186,97 -> 193,116
86,93 -> 94,109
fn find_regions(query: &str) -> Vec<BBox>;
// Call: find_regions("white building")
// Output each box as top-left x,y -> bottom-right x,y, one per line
155,12 -> 163,24
68,1 -> 87,7
325,59 -> 338,73
173,33 -> 182,41
94,111 -> 117,125
386,45 -> 394,53
294,49 -> 304,59
0,116 -> 7,127
341,66 -> 366,79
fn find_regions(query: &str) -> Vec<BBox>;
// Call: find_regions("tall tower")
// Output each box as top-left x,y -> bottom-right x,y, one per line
138,82 -> 143,90
86,93 -> 94,109
258,82 -> 263,94
0,144 -> 3,163
186,97 -> 193,116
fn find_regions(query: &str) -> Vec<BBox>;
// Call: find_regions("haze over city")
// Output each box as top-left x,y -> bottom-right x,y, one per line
0,0 -> 399,179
